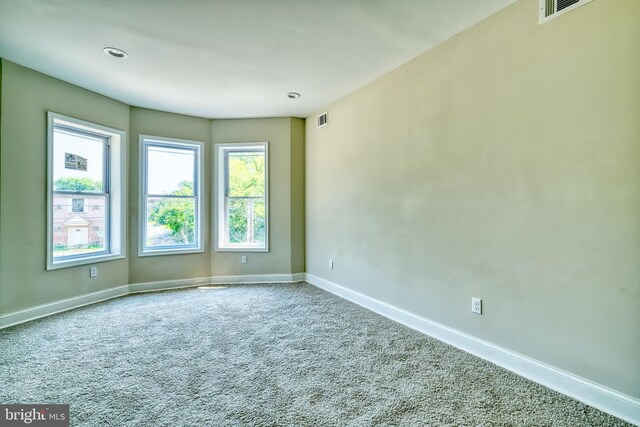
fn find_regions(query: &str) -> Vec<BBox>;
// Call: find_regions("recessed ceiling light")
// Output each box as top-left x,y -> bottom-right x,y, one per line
103,47 -> 128,59
287,92 -> 301,99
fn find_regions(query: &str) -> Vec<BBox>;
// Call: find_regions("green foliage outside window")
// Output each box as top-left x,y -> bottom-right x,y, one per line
227,154 -> 265,244
148,181 -> 195,244
54,177 -> 102,192
228,154 -> 265,197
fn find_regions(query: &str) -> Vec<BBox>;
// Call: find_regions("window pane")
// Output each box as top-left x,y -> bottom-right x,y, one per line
53,127 -> 105,193
146,197 -> 196,247
227,198 -> 265,245
52,193 -> 106,258
227,199 -> 248,244
252,199 -> 266,244
228,152 -> 265,197
147,145 -> 194,195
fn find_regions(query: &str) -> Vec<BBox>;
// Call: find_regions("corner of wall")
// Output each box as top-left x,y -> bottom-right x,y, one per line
290,117 -> 305,273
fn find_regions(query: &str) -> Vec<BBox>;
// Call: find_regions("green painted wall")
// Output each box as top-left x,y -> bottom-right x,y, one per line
305,0 -> 640,398
128,107 -> 212,284
211,118 -> 303,275
290,118 -> 305,274
0,60 -> 130,314
0,61 -> 305,313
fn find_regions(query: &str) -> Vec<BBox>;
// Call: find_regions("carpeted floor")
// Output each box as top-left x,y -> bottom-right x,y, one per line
0,283 -> 632,426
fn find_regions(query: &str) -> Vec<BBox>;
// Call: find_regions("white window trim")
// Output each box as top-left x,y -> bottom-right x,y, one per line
138,135 -> 204,256
47,112 -> 127,270
214,142 -> 269,252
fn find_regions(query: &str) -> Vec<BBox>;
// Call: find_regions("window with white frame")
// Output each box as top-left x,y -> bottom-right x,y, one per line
140,136 -> 203,255
47,113 -> 126,270
216,142 -> 268,251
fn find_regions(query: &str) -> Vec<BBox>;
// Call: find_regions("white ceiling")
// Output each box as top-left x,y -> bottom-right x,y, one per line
0,0 -> 517,119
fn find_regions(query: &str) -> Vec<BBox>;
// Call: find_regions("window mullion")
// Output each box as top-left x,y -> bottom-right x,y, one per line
248,200 -> 254,244
194,148 -> 198,197
224,151 -> 230,198
224,196 -> 229,246
104,193 -> 111,253
54,190 -> 104,197
104,136 -> 110,194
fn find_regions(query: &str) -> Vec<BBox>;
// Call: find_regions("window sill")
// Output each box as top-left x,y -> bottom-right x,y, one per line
138,247 -> 204,257
214,247 -> 269,253
47,253 -> 125,271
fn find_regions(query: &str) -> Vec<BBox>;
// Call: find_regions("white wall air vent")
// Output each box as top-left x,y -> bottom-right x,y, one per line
316,112 -> 328,128
540,0 -> 593,24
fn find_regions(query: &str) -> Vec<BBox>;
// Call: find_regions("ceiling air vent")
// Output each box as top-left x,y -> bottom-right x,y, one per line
540,0 -> 593,23
316,111 -> 328,128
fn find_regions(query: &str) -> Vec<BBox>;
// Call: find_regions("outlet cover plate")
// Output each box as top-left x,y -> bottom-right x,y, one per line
472,297 -> 482,314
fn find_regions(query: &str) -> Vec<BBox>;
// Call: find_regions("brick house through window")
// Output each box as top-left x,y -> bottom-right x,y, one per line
52,196 -> 105,251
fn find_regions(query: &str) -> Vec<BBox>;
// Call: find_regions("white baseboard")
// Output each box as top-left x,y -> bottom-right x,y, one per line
0,285 -> 129,330
129,273 -> 305,293
129,273 -> 305,294
209,273 -> 306,284
305,274 -> 640,426
291,273 -> 307,282
4,272 -> 634,424
128,276 -> 212,294
1,274 -> 306,329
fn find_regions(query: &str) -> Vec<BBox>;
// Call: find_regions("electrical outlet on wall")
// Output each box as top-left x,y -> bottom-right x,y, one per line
241,256 -> 247,264
90,267 -> 97,278
471,297 -> 482,315
329,259 -> 334,269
